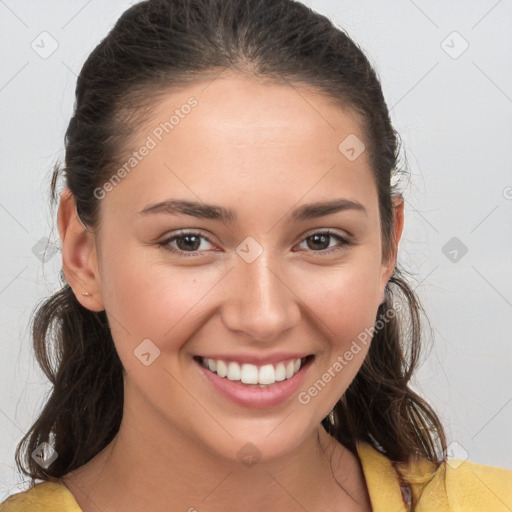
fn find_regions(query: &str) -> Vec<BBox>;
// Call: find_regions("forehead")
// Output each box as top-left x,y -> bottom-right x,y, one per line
145,74 -> 366,149
103,74 -> 377,220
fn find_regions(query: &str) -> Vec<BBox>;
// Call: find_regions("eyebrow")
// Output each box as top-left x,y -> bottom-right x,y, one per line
139,198 -> 367,222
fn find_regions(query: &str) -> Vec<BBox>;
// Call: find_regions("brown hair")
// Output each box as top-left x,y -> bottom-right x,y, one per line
16,0 -> 447,494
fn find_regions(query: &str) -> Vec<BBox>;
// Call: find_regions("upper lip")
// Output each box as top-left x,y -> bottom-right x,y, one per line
195,353 -> 313,366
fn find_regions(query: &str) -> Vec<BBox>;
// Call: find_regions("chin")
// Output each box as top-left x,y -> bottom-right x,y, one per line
197,417 -> 319,467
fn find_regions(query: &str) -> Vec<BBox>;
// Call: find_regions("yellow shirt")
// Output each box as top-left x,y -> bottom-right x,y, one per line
1,442 -> 511,511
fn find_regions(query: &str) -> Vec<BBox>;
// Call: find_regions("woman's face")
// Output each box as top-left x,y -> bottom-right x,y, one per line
69,73 -> 401,463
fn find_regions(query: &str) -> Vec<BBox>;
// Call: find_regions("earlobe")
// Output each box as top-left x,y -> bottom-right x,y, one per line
57,188 -> 105,312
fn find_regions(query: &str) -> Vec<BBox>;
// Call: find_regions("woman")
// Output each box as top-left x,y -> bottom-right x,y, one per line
1,0 -> 511,511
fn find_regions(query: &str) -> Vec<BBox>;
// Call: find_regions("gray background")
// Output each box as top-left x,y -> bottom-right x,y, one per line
1,0 -> 511,498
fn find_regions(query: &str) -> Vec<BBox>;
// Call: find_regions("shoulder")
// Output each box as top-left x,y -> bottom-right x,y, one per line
419,458 -> 512,511
356,441 -> 512,511
0,481 -> 82,512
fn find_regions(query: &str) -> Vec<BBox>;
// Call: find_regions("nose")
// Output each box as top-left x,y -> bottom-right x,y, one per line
220,253 -> 301,343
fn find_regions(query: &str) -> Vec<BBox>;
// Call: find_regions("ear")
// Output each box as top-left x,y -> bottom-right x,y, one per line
378,195 -> 404,304
57,188 -> 105,312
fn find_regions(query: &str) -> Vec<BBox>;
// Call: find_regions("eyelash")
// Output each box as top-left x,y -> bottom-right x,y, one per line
157,229 -> 353,257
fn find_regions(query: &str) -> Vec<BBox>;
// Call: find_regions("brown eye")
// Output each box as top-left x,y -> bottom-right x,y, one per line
175,234 -> 202,251
157,231 -> 215,256
306,233 -> 331,251
298,230 -> 353,254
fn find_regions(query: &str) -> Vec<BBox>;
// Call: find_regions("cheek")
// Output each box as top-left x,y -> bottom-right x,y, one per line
99,246 -> 226,364
295,259 -> 383,343
292,264 -> 381,415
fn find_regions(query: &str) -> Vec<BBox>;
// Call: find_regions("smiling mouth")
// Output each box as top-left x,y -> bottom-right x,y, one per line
193,355 -> 314,388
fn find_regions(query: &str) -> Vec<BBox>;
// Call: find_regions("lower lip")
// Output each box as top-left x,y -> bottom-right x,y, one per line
195,357 -> 313,409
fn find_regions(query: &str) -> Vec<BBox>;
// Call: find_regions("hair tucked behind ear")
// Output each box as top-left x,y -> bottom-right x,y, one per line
15,0 -> 447,492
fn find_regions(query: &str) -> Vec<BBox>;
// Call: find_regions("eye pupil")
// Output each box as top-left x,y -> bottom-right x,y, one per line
177,235 -> 201,251
308,234 -> 330,250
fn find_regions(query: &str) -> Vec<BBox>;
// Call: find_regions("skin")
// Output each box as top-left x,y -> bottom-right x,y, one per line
58,72 -> 404,512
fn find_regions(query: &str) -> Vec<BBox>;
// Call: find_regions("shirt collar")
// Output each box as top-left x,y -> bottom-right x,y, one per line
356,441 -> 411,512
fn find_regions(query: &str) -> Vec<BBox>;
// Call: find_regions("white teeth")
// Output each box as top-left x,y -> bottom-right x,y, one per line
240,364 -> 259,384
216,359 -> 227,378
200,357 -> 305,386
275,362 -> 286,381
227,361 -> 240,381
258,364 -> 275,385
285,361 -> 295,379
